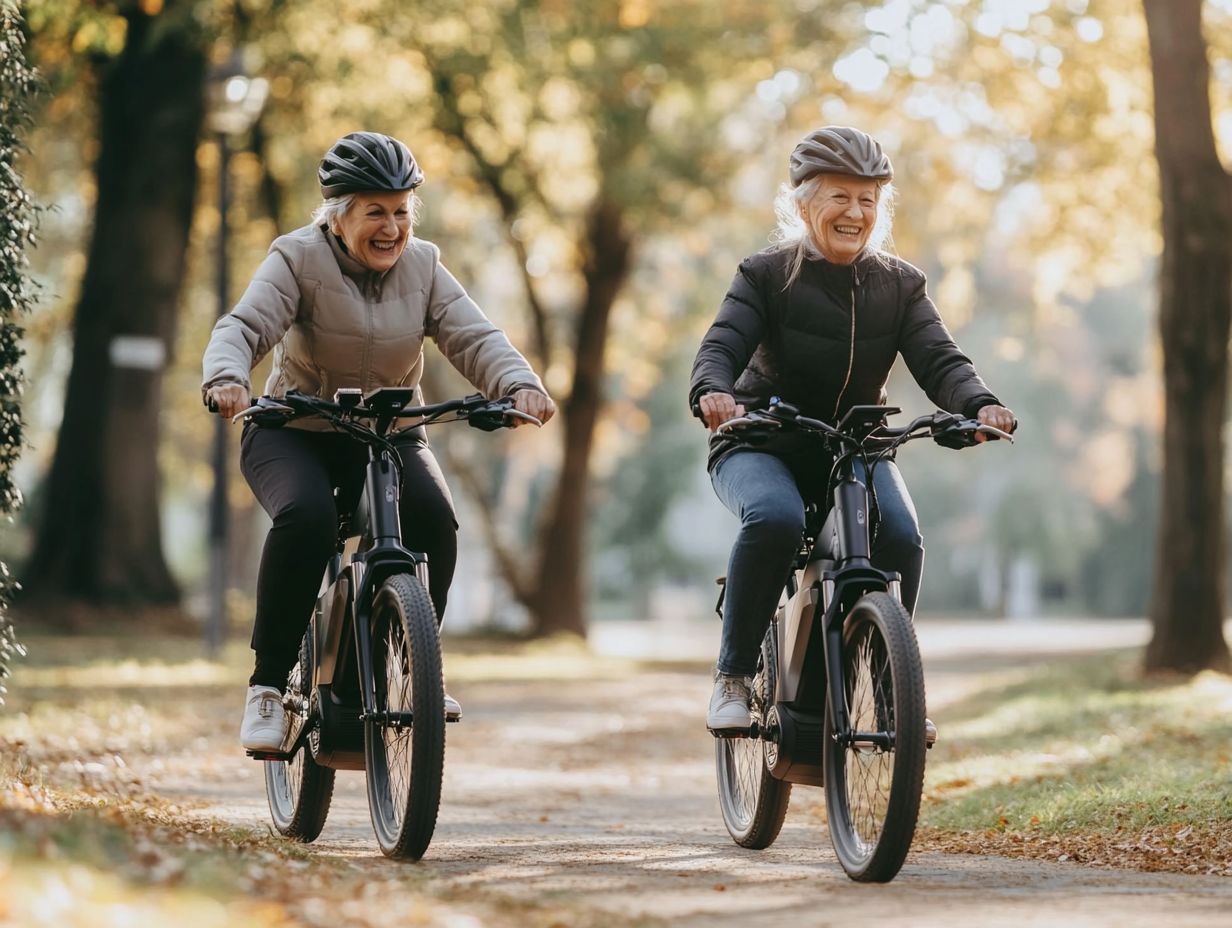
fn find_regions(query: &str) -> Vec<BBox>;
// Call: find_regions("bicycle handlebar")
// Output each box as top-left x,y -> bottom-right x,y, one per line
715,399 -> 1015,452
231,390 -> 540,433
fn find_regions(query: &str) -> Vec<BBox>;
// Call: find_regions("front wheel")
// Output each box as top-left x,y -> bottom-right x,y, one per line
715,625 -> 792,848
265,625 -> 335,840
364,573 -> 445,859
823,591 -> 926,882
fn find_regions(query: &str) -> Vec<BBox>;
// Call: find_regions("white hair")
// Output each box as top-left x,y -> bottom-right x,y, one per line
310,192 -> 423,232
769,176 -> 896,288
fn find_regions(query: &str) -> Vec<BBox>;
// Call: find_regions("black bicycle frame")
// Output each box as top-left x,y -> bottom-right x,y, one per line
351,444 -> 426,722
730,399 -> 1008,760
244,388 -> 528,765
814,450 -> 899,747
304,440 -> 430,768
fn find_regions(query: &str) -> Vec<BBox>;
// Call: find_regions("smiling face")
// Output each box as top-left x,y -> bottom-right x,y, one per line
332,190 -> 413,272
801,174 -> 881,264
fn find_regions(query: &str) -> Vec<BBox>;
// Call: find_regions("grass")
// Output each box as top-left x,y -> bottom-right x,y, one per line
914,651 -> 1232,873
0,763 -> 321,927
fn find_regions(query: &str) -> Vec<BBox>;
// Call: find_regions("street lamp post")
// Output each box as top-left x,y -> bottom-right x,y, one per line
205,57 -> 268,656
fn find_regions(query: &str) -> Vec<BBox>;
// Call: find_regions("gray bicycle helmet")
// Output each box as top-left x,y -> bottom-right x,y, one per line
318,131 -> 424,198
788,126 -> 893,187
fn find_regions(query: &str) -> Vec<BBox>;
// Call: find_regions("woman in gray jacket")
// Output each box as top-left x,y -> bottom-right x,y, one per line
203,132 -> 554,751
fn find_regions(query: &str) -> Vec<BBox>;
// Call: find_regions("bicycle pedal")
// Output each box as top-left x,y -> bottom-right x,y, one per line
246,749 -> 293,762
708,726 -> 753,740
445,710 -> 461,723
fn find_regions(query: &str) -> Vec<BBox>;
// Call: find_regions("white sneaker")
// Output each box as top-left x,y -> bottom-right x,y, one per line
707,671 -> 752,734
240,685 -> 289,752
444,692 -> 462,721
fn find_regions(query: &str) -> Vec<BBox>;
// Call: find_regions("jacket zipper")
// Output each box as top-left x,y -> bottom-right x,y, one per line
832,280 -> 857,420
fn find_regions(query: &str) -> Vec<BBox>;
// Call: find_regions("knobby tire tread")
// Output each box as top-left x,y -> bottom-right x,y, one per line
823,591 -> 926,882
716,628 -> 792,849
267,629 -> 335,842
365,573 -> 445,860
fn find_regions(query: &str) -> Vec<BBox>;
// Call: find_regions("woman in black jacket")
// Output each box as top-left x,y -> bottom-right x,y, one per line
690,126 -> 1015,735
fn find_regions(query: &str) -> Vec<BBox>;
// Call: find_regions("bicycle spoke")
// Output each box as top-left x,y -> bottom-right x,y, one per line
842,626 -> 894,854
264,632 -> 335,842
364,574 -> 445,859
723,659 -> 771,826
285,661 -> 304,805
715,626 -> 791,850
380,619 -> 414,827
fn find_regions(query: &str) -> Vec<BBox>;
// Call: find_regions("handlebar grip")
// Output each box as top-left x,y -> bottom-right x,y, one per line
207,398 -> 219,413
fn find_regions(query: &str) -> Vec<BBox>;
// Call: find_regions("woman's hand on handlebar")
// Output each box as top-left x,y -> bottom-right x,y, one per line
975,404 -> 1016,442
205,383 -> 250,420
510,388 -> 555,427
698,392 -> 745,432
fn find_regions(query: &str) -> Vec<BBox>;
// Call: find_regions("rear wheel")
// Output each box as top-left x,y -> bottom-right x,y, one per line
265,625 -> 335,840
715,625 -> 792,848
364,573 -> 445,859
823,591 -> 926,882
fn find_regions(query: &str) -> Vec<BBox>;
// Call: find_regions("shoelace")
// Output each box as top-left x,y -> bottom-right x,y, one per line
257,693 -> 281,720
720,677 -> 749,700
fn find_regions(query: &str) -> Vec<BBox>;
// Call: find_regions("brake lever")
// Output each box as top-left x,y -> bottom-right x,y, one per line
503,409 -> 542,426
975,424 -> 1015,444
231,398 -> 295,425
467,401 -> 540,431
932,417 -> 978,450
932,418 -> 1015,449
716,414 -> 781,435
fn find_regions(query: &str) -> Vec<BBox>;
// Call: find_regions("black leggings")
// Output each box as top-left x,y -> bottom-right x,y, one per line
239,425 -> 458,689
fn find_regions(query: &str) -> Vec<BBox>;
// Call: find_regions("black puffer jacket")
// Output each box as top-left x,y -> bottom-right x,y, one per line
689,247 -> 1000,473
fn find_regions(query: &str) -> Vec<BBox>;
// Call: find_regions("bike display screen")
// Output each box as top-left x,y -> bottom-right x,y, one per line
362,387 -> 416,414
835,405 -> 900,436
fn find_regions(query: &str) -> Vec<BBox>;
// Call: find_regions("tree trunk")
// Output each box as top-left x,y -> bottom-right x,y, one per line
23,7 -> 205,611
527,200 -> 632,636
1142,0 -> 1232,673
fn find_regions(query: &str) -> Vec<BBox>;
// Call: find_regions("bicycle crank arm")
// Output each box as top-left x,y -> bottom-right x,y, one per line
836,730 -> 895,751
360,710 -> 414,729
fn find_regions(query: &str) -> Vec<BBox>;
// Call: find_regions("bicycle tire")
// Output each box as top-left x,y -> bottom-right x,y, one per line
364,572 -> 445,860
715,626 -> 792,848
265,626 -> 335,841
822,591 -> 926,882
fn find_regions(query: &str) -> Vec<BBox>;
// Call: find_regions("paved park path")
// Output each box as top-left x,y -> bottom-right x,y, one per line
153,619 -> 1232,927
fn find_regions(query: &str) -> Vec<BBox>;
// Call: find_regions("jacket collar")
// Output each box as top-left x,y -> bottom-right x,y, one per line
809,250 -> 875,289
322,225 -> 392,297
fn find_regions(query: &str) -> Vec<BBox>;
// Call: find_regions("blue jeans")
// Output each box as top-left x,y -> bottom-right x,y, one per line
710,450 -> 924,676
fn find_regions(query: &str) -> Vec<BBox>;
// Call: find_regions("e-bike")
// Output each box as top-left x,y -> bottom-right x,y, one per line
712,399 -> 1013,882
235,387 -> 537,859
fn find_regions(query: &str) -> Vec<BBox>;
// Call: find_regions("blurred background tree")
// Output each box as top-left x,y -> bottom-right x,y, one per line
1140,0 -> 1232,673
381,0 -> 846,635
21,0 -> 206,621
0,0 -> 39,698
8,0 -> 1232,664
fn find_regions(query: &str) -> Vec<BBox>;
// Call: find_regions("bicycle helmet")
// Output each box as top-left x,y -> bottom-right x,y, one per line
788,126 -> 893,187
318,131 -> 424,198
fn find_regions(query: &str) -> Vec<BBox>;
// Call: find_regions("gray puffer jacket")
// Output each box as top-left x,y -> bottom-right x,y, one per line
201,224 -> 545,430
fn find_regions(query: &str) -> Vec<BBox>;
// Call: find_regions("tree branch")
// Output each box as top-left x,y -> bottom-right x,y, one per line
427,62 -> 554,372
435,441 -> 533,608
249,116 -> 287,231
